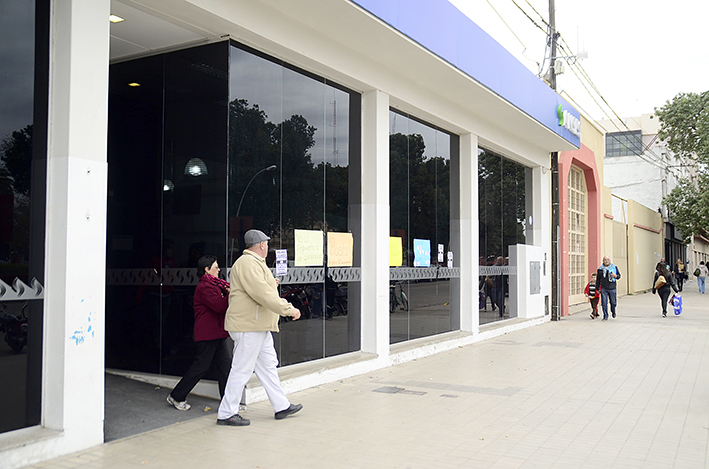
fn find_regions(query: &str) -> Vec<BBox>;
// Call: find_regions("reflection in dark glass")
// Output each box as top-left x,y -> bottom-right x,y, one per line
0,0 -> 45,435
228,44 -> 360,367
478,148 -> 527,324
106,42 -> 229,376
389,110 -> 458,344
107,40 -> 360,375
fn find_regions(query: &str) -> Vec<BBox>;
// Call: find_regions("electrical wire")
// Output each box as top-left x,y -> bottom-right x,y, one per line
485,0 -> 528,52
554,40 -> 685,175
503,0 -> 693,179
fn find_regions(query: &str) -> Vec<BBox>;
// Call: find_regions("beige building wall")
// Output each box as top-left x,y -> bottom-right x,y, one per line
593,114 -> 665,296
691,235 -> 709,274
581,115 -> 606,187
599,188 -> 628,295
627,200 -> 664,293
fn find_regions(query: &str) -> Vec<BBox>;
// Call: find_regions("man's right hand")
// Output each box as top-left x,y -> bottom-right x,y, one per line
291,308 -> 301,320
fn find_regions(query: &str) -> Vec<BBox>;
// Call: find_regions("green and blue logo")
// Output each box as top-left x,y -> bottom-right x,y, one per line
557,104 -> 581,138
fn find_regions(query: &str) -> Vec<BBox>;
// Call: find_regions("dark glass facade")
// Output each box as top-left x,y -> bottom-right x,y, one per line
478,147 -> 529,324
389,110 -> 459,344
0,0 -> 47,434
106,41 -> 361,375
227,44 -> 361,365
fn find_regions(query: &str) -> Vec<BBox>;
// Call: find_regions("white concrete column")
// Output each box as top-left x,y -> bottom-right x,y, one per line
43,0 -> 109,449
458,133 -> 478,332
360,90 -> 390,357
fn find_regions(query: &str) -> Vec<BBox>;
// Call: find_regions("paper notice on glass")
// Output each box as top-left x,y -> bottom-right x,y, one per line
438,244 -> 444,263
294,229 -> 323,266
389,237 -> 403,267
413,239 -> 431,267
327,232 -> 353,267
275,249 -> 288,276
447,251 -> 453,269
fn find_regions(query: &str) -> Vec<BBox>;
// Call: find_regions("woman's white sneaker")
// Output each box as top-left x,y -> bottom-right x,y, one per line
167,394 -> 191,411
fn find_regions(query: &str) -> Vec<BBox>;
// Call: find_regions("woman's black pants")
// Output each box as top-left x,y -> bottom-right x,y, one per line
171,338 -> 232,402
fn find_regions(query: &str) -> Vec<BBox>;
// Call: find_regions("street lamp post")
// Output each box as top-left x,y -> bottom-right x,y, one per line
236,165 -> 277,219
231,165 -> 277,262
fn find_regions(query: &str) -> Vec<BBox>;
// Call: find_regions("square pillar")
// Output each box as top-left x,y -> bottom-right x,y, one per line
43,0 -> 109,448
360,90 -> 390,357
457,133 -> 478,332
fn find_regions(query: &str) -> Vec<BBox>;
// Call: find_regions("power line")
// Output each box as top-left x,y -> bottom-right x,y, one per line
502,0 -> 691,178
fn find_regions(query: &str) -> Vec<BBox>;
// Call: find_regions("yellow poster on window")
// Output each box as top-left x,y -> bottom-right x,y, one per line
389,237 -> 403,267
327,232 -> 353,267
295,229 -> 323,266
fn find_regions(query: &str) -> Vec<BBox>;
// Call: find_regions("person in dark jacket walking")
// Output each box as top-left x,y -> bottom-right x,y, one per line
596,255 -> 621,320
652,262 -> 678,318
673,258 -> 686,292
167,255 -> 232,411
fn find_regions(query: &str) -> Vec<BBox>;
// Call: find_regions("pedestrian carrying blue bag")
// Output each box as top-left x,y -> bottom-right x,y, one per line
672,294 -> 682,315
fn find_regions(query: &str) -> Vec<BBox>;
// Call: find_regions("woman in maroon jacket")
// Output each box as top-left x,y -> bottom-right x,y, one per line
167,256 -> 231,411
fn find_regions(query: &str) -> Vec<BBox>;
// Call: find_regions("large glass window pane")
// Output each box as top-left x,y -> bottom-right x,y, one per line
107,40 -> 360,376
389,110 -> 458,344
0,0 -> 45,434
107,54 -> 164,374
228,43 -> 360,367
478,148 -> 528,324
106,42 -> 229,376
161,44 -> 229,376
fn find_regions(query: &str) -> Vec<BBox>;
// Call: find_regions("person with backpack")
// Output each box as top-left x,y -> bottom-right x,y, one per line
695,261 -> 708,294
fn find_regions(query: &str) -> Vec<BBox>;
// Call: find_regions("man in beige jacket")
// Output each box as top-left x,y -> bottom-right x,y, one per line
216,229 -> 302,426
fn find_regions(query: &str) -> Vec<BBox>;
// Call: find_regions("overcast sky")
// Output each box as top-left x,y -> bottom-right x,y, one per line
449,0 -> 709,121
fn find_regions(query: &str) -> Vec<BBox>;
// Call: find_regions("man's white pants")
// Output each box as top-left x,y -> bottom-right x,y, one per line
217,331 -> 290,419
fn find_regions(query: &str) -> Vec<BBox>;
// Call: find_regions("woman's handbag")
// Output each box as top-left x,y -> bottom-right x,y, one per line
654,275 -> 666,289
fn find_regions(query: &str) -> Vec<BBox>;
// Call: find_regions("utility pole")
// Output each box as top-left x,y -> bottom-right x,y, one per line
549,0 -> 561,321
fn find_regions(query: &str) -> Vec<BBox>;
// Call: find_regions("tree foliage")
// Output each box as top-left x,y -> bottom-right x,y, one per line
228,98 -> 349,253
655,91 -> 709,164
662,176 -> 709,241
0,125 -> 33,195
655,91 -> 709,239
389,132 -> 451,265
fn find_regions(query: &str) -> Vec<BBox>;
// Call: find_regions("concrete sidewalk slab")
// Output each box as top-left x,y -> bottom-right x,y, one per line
27,286 -> 709,468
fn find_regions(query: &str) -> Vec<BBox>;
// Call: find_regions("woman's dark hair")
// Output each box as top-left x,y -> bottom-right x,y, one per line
656,262 -> 671,278
197,255 -> 218,277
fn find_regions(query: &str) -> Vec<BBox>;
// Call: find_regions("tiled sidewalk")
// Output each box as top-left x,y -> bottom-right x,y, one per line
28,284 -> 709,468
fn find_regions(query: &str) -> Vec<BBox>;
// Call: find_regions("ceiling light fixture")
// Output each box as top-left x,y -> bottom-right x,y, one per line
127,82 -> 141,87
184,158 -> 208,177
109,14 -> 125,23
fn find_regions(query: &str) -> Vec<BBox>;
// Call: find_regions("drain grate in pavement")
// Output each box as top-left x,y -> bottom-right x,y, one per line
440,394 -> 459,398
372,386 -> 426,396
373,386 -> 405,394
399,389 -> 426,396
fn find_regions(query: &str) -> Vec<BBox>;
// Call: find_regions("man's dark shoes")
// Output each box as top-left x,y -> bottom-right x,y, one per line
217,414 -> 250,426
275,403 -> 302,420
612,312 -> 616,318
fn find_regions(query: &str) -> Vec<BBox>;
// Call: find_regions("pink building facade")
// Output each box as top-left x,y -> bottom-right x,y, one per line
559,144 -> 602,316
